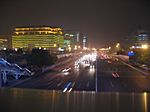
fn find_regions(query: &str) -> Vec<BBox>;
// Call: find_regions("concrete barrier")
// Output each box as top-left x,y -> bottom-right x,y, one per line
57,53 -> 72,59
115,55 -> 129,62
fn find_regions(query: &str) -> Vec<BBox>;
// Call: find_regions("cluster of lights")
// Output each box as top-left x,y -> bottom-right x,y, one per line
74,52 -> 97,69
99,46 -> 111,51
131,44 -> 149,49
142,45 -> 148,49
82,53 -> 97,62
67,45 -> 81,52
100,52 -> 111,59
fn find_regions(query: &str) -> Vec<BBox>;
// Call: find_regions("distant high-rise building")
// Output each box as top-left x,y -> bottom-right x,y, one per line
0,36 -> 8,50
135,30 -> 150,46
63,31 -> 83,51
83,36 -> 87,49
12,26 -> 64,51
129,29 -> 150,49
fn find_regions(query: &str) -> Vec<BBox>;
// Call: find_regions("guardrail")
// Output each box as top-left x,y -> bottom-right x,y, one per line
114,55 -> 129,62
0,58 -> 33,85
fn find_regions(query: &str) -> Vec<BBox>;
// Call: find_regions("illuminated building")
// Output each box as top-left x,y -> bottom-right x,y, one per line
64,31 -> 83,51
135,31 -> 149,46
129,30 -> 150,49
12,26 -> 64,51
64,33 -> 72,47
0,36 -> 8,50
83,36 -> 87,49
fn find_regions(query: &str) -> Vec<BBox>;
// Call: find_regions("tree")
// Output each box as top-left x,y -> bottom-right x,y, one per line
29,49 -> 56,67
132,49 -> 150,64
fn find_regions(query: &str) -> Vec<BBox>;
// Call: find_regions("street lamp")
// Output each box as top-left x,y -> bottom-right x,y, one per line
74,45 -> 77,50
141,44 -> 148,49
68,46 -> 71,52
83,47 -> 87,50
54,44 -> 57,47
116,43 -> 120,48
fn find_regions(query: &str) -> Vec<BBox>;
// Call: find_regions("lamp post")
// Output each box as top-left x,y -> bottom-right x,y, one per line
115,43 -> 120,52
116,43 -> 120,48
0,69 -> 2,87
95,56 -> 98,92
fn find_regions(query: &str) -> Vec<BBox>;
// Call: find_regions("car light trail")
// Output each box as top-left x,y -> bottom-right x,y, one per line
63,82 -> 72,92
112,72 -> 120,78
68,88 -> 72,92
63,88 -> 68,92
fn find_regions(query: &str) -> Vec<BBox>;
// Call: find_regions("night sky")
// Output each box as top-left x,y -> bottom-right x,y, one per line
0,0 -> 150,47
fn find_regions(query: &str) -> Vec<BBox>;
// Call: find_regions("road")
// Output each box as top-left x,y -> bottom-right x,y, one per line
14,62 -> 96,92
14,53 -> 150,92
97,57 -> 150,92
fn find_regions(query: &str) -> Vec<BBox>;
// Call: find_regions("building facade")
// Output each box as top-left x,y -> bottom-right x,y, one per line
12,26 -> 64,51
129,29 -> 150,49
0,36 -> 8,50
63,31 -> 84,52
135,30 -> 150,46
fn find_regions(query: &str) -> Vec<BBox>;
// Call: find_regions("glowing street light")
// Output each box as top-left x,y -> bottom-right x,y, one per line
14,48 -> 18,51
83,47 -> 87,50
74,45 -> 77,50
131,46 -> 135,49
68,46 -> 71,52
3,47 -> 7,50
92,48 -> 96,51
141,44 -> 148,49
54,44 -> 57,47
116,43 -> 120,48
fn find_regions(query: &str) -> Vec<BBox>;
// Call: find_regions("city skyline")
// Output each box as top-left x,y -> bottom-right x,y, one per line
1,1 -> 150,110
0,0 -> 150,47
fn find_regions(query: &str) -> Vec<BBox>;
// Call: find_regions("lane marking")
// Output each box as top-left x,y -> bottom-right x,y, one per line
63,88 -> 68,92
68,88 -> 72,92
86,81 -> 90,87
78,83 -> 81,88
47,81 -> 56,89
57,81 -> 63,87
71,82 -> 76,87
122,82 -> 127,87
110,81 -> 114,87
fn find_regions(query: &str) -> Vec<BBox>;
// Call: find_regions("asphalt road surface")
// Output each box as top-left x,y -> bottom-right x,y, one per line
14,55 -> 150,92
97,58 -> 150,92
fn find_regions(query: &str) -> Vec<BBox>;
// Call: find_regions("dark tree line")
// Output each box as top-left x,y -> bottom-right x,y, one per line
129,49 -> 150,66
28,49 -> 57,67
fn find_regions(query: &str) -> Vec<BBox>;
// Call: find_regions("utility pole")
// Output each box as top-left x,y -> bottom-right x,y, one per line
95,54 -> 98,92
0,69 -> 2,87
